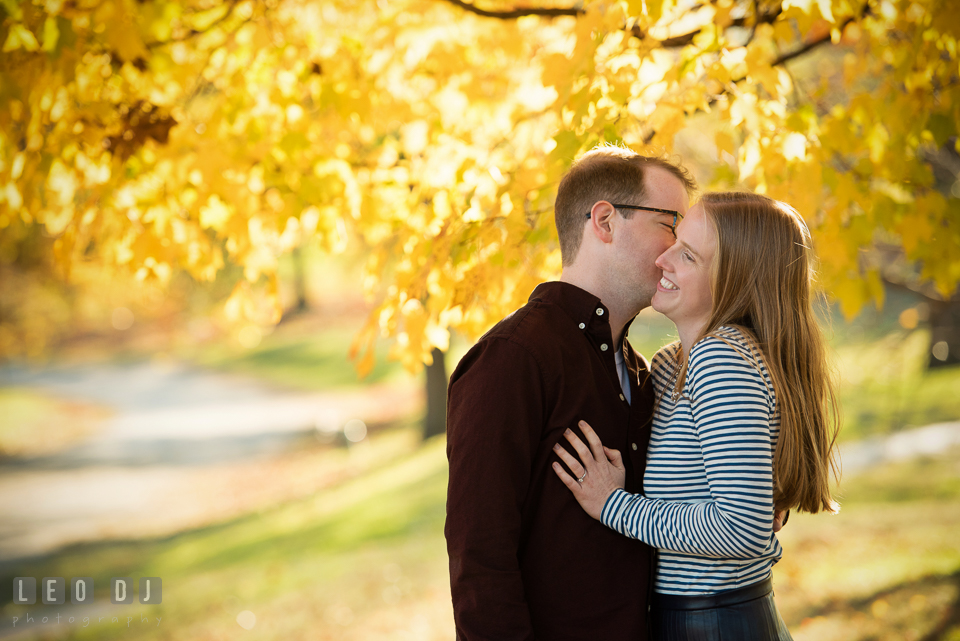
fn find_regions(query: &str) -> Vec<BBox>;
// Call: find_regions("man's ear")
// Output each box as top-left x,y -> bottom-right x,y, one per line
587,201 -> 617,244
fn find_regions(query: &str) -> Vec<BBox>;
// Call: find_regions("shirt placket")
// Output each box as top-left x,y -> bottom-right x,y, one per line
580,303 -> 630,407
624,348 -> 655,490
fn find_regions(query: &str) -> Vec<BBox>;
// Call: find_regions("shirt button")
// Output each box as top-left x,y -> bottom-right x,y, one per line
600,343 -> 608,351
596,308 -> 604,316
579,323 -> 585,329
619,394 -> 625,401
631,443 -> 638,451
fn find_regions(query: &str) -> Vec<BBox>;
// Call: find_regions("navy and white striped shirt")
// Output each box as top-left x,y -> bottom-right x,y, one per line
600,325 -> 782,595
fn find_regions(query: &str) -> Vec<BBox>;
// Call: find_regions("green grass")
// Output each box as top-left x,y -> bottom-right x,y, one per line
628,306 -> 960,444
834,329 -> 960,442
0,387 -> 110,456
776,451 -> 960,641
835,450 -> 960,504
189,325 -> 408,391
627,307 -> 680,357
0,427 -> 452,640
0,388 -> 56,454
194,319 -> 960,444
183,285 -> 960,447
3,426 -> 959,641
6,295 -> 952,639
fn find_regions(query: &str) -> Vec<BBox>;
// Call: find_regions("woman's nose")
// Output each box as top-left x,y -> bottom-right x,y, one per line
655,247 -> 672,270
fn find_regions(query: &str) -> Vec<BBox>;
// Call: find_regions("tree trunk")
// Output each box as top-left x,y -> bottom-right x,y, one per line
881,276 -> 960,370
928,295 -> 960,369
292,245 -> 308,313
423,347 -> 448,440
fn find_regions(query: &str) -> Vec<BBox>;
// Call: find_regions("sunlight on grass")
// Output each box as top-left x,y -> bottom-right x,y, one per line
4,436 -> 959,641
776,450 -> 960,641
629,307 -> 960,443
835,329 -> 960,441
5,291 -> 959,641
0,388 -> 110,456
190,325 -> 407,391
1,429 -> 451,641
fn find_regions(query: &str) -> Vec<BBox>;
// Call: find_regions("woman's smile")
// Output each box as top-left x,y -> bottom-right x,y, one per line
652,203 -> 717,350
658,276 -> 679,291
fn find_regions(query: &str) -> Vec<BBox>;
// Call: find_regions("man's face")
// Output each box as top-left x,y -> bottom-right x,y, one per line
610,166 -> 690,313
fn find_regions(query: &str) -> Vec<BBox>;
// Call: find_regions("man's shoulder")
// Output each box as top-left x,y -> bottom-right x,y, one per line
476,297 -> 562,346
451,298 -> 569,382
623,340 -> 651,373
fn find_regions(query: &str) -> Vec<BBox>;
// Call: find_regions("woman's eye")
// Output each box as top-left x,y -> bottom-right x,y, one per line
682,251 -> 693,262
660,223 -> 673,231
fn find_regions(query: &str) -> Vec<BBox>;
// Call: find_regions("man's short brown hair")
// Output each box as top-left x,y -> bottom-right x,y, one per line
555,146 -> 697,266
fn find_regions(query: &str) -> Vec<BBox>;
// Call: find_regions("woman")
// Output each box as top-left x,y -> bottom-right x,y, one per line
552,192 -> 839,641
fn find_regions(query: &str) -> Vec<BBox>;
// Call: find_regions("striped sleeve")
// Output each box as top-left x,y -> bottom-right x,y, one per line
600,335 -> 776,559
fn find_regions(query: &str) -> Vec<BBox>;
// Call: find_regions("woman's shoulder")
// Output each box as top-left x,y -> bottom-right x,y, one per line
652,341 -> 682,371
690,325 -> 754,355
689,326 -> 767,376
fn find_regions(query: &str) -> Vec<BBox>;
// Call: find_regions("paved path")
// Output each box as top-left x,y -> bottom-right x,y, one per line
839,421 -> 960,474
1,361 -> 959,563
0,362 -> 422,561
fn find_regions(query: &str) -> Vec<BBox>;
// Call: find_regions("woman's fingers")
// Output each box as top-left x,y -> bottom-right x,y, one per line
563,428 -> 595,466
552,442 -> 586,480
556,423 -> 621,491
773,510 -> 789,533
578,420 -> 607,462
553,429 -> 624,522
603,445 -> 623,468
552,462 -> 582,493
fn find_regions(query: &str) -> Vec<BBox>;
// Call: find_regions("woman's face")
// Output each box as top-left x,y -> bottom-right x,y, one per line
652,203 -> 717,337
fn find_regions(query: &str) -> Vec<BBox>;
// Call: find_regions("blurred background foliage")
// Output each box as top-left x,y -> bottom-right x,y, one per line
1,0 -> 960,369
1,0 -> 960,638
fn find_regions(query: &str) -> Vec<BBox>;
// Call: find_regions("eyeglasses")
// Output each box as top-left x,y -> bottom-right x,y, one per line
586,204 -> 683,238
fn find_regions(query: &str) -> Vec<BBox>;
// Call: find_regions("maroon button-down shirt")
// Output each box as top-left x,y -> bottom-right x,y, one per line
445,281 -> 657,641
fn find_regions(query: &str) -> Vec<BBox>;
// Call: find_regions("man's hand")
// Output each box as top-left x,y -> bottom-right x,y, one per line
552,420 -> 625,521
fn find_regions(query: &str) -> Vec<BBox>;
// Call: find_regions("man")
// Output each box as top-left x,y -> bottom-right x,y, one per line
445,146 -> 697,640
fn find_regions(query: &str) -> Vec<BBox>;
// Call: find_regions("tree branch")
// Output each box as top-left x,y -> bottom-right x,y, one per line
437,0 -> 582,19
438,0 -> 782,49
629,6 -> 783,48
640,15 -> 859,143
146,0 -> 244,50
770,15 -> 857,66
881,273 -> 946,303
748,0 -> 761,43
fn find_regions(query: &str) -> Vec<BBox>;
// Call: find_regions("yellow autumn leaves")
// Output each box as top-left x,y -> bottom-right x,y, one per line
1,0 -> 959,371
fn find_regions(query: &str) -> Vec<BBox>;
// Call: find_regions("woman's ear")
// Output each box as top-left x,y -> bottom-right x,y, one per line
587,201 -> 617,244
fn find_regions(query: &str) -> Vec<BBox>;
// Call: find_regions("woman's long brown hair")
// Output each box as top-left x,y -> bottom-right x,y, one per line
672,191 -> 840,514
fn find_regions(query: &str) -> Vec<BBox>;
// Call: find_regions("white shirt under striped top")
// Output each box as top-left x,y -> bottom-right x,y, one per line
600,325 -> 783,595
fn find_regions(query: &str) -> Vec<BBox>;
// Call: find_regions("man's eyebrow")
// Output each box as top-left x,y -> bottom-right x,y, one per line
650,210 -> 677,225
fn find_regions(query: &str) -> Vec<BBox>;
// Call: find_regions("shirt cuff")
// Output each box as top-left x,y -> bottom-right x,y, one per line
600,488 -> 630,532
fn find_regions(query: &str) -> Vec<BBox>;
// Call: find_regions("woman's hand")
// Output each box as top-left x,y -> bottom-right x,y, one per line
552,420 -> 626,521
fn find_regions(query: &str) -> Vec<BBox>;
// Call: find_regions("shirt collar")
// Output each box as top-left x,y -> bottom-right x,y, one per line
529,281 -> 608,329
529,282 -> 637,345
530,282 -> 647,379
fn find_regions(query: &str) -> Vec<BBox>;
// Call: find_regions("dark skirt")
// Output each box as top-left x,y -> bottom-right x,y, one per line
651,577 -> 793,641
